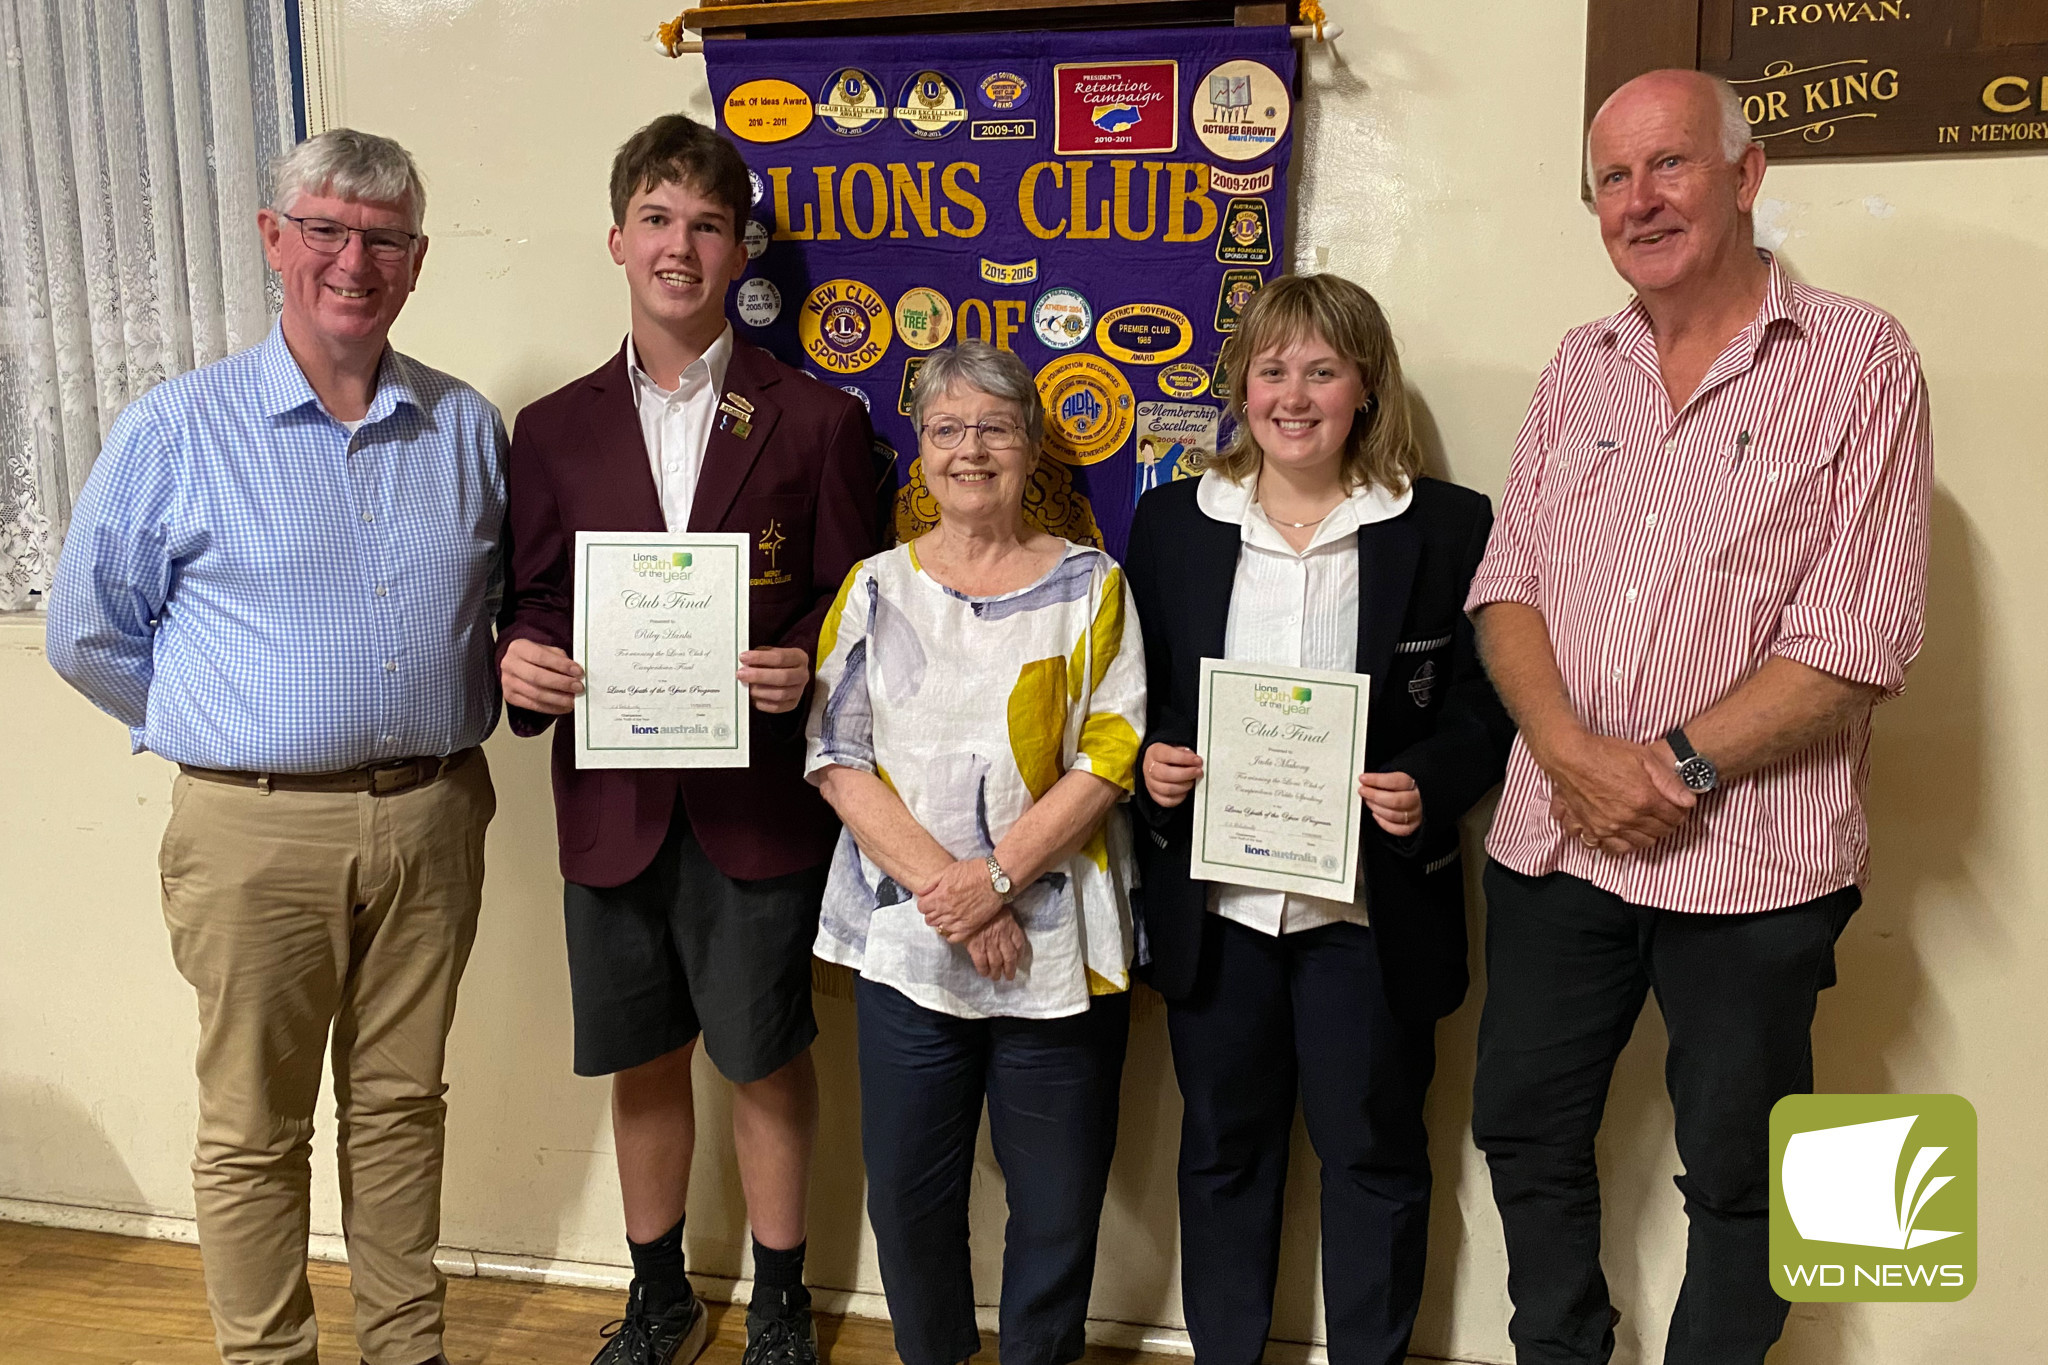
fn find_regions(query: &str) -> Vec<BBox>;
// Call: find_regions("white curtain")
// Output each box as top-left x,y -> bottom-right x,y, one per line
0,0 -> 298,610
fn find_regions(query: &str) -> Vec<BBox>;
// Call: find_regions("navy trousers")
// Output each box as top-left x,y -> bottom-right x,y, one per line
1165,914 -> 1438,1365
856,977 -> 1130,1365
1470,860 -> 1860,1365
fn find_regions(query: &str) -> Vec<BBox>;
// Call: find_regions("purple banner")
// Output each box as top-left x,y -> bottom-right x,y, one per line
705,26 -> 1296,558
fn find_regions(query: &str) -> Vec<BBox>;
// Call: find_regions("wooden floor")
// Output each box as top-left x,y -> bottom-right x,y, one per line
0,1223 -> 1157,1365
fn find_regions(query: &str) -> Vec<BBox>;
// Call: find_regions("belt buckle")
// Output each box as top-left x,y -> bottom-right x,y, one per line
368,761 -> 418,796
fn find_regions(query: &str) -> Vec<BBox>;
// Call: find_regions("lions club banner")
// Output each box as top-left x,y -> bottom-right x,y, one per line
704,27 -> 1297,558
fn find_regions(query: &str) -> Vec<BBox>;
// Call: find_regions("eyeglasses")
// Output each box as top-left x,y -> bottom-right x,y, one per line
278,212 -> 421,261
920,418 -> 1024,451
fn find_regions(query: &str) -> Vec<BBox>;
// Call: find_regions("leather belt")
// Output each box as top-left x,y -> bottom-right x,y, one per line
179,746 -> 475,796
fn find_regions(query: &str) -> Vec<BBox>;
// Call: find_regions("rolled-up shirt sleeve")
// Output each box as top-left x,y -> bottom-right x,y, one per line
1769,338 -> 1932,698
1072,565 -> 1146,793
45,405 -> 179,738
1465,350 -> 1560,614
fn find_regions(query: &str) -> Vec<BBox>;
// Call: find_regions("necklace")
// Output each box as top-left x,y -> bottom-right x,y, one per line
1264,508 -> 1332,529
1254,476 -> 1345,531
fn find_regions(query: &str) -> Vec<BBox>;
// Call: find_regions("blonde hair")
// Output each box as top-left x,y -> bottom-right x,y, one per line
1203,273 -> 1423,495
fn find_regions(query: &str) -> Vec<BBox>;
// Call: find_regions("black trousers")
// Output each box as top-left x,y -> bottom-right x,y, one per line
1471,860 -> 1860,1365
856,978 -> 1130,1365
1165,914 -> 1437,1365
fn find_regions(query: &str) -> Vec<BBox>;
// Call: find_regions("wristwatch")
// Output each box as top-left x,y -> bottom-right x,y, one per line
1665,726 -> 1719,794
985,854 -> 1015,902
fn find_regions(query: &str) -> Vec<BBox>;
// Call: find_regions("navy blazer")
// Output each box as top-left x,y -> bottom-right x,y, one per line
1123,475 -> 1514,1021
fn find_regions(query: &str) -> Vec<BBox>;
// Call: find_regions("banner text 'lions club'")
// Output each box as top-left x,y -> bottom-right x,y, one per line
705,26 -> 1297,557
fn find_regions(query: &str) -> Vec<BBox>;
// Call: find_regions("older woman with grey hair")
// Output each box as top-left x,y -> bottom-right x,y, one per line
805,341 -> 1146,1365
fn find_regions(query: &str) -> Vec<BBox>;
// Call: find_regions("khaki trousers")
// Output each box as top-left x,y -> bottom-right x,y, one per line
158,753 -> 495,1365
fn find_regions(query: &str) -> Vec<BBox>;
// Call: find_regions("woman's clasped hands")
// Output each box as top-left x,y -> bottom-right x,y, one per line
918,857 -> 1028,982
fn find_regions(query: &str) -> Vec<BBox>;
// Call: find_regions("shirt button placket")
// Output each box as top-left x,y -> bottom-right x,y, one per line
355,437 -> 401,756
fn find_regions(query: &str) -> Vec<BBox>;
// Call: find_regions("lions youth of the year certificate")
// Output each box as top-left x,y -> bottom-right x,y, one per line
572,531 -> 751,770
1191,658 -> 1372,900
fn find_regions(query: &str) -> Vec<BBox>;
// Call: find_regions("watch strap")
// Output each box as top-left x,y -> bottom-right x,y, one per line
1665,726 -> 1699,762
1665,725 -> 1718,793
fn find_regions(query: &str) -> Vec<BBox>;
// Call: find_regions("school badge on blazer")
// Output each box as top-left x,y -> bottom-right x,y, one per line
1407,660 -> 1437,708
717,392 -> 755,439
752,519 -> 794,587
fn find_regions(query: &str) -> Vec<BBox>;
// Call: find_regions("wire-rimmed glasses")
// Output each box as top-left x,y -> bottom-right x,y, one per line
920,417 -> 1024,450
278,212 -> 421,261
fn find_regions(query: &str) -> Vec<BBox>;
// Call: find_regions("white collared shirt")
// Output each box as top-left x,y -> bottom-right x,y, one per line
1198,467 -> 1414,935
627,327 -> 733,533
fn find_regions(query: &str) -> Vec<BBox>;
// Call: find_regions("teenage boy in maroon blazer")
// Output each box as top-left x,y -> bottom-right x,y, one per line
496,114 -> 882,1365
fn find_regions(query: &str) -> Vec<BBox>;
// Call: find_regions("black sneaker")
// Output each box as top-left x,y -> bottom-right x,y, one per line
741,1301 -> 818,1365
591,1280 -> 709,1365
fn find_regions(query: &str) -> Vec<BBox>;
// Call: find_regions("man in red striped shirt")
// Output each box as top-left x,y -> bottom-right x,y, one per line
1465,69 -> 1931,1364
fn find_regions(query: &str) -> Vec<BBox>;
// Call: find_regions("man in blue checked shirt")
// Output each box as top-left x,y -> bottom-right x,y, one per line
46,129 -> 503,1365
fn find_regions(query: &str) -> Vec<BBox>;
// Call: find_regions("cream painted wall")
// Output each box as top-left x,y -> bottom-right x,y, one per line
3,1 -> 2044,1361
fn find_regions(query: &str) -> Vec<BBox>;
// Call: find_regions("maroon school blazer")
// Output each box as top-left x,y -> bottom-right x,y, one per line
497,337 -> 884,887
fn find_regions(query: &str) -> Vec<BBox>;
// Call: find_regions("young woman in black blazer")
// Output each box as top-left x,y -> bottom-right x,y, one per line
1124,274 -> 1514,1365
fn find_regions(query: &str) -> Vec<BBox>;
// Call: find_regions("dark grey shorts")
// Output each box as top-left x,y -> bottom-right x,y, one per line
563,806 -> 826,1081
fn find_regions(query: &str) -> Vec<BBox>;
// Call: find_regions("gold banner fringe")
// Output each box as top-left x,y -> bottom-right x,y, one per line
812,958 -> 857,1001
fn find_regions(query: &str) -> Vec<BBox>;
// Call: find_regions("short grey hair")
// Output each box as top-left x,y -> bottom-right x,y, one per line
1584,71 -> 1756,187
271,128 -> 428,231
909,342 -> 1045,455
1714,77 -> 1758,161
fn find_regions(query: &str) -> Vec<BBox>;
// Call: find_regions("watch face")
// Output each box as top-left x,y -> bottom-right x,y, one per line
1678,756 -> 1717,793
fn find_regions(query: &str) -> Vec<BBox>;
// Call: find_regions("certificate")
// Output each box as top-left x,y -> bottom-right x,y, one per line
572,530 -> 751,769
1190,658 -> 1371,900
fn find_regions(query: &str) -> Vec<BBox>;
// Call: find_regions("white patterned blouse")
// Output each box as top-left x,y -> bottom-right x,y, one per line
804,538 -> 1146,1020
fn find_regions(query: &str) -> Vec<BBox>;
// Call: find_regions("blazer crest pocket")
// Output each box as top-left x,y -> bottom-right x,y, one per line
1394,633 -> 1453,708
